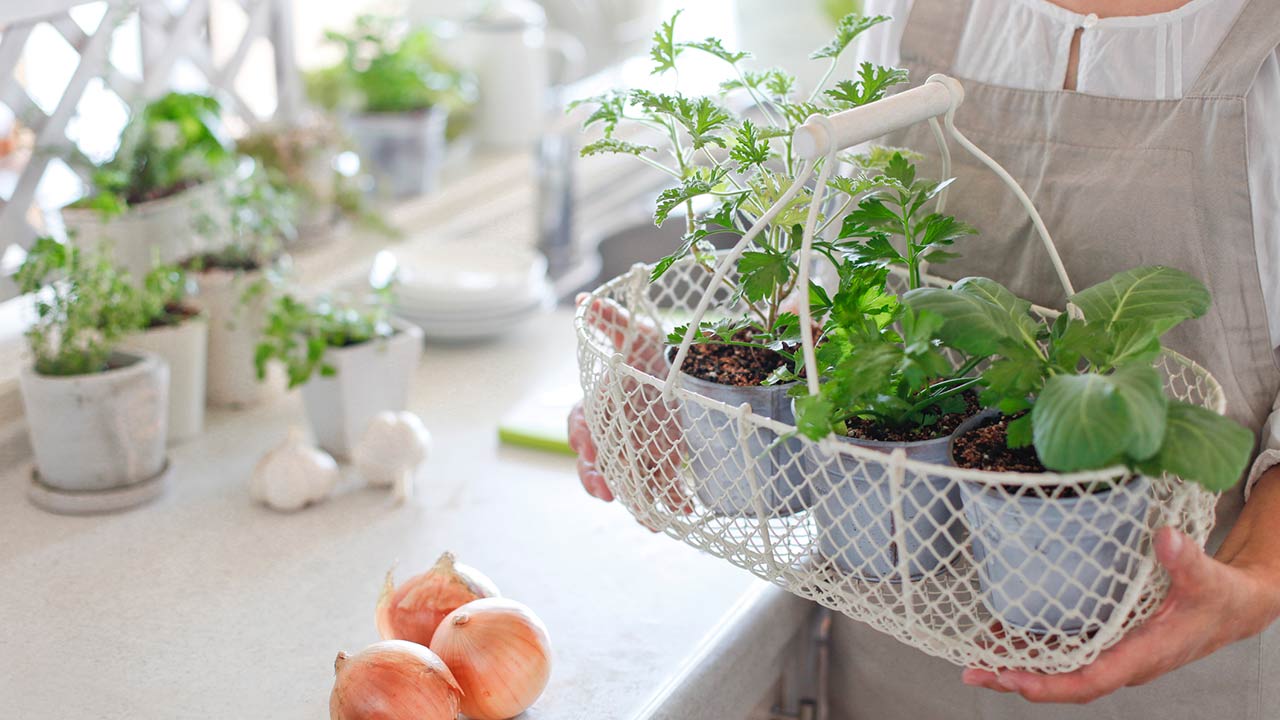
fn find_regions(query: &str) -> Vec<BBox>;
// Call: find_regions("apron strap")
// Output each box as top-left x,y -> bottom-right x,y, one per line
1188,0 -> 1280,98
898,0 -> 969,70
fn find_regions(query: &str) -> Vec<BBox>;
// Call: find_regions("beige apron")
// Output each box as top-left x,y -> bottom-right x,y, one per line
830,1 -> 1280,717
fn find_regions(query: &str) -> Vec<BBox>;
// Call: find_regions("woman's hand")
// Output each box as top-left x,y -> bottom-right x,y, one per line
963,475 -> 1280,705
567,294 -> 690,518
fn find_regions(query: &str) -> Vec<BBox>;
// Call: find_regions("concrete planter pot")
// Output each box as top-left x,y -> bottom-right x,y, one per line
343,108 -> 447,199
19,352 -> 169,508
669,349 -> 809,517
190,268 -> 283,408
62,183 -> 230,282
120,312 -> 209,444
803,427 -> 965,581
300,321 -> 424,460
950,414 -> 1153,635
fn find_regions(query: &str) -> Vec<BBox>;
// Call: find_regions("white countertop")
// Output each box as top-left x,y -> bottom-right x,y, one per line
0,308 -> 783,719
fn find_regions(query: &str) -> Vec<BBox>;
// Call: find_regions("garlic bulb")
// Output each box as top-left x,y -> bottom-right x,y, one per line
354,411 -> 432,503
251,428 -> 340,512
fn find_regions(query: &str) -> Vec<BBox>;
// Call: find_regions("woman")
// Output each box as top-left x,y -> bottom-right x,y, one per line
570,0 -> 1280,716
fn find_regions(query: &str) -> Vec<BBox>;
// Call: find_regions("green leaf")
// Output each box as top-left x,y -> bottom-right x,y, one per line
738,251 -> 791,303
1108,364 -> 1168,462
810,14 -> 891,60
794,394 -> 838,440
903,277 -> 1038,358
1032,373 -> 1132,472
654,171 -> 731,226
729,120 -> 775,173
1069,266 -> 1211,330
1148,401 -> 1253,492
1006,415 -> 1034,449
650,11 -> 683,75
680,37 -> 751,65
580,138 -> 657,158
825,63 -> 909,108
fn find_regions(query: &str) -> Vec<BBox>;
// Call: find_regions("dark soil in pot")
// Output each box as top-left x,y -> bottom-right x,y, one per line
952,414 -> 1048,474
845,391 -> 982,443
181,253 -> 264,274
677,328 -> 791,386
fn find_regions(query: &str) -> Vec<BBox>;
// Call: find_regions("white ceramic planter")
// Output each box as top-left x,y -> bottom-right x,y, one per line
300,320 -> 424,460
120,313 -> 209,444
190,268 -> 283,408
19,352 -> 168,494
62,182 -> 230,282
343,109 -> 447,199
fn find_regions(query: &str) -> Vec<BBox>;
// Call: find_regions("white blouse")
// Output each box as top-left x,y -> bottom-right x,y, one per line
853,0 -> 1280,492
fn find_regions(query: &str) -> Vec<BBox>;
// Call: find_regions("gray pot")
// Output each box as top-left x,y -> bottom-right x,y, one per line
19,351 -> 168,493
343,108 -> 447,199
951,414 -> 1153,635
671,354 -> 809,517
804,428 -> 965,581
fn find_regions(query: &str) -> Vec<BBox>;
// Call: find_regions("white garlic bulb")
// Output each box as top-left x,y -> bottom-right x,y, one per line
251,428 -> 340,512
354,411 -> 432,503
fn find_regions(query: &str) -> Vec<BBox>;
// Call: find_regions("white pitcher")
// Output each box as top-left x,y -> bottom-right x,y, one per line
454,0 -> 583,150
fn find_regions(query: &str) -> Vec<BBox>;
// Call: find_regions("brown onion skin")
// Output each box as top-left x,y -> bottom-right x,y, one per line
430,598 -> 552,720
329,640 -> 462,720
376,552 -> 500,647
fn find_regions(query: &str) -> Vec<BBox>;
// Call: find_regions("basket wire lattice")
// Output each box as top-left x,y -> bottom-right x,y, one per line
574,76 -> 1224,673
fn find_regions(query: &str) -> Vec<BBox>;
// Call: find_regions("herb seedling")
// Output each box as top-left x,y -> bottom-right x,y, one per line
188,160 -> 298,273
15,237 -> 145,376
793,261 -> 982,441
905,266 -> 1254,491
573,11 -> 914,382
255,285 -> 396,389
306,15 -> 475,117
70,93 -> 232,218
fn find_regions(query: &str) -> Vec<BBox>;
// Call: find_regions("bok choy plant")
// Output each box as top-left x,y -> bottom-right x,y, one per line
905,266 -> 1253,491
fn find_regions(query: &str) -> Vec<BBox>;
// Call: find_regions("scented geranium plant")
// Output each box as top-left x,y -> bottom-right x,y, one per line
71,92 -> 232,217
905,266 -> 1254,491
573,11 -> 918,387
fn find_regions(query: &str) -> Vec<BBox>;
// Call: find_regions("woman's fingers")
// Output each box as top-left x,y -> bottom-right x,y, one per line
576,293 -> 667,375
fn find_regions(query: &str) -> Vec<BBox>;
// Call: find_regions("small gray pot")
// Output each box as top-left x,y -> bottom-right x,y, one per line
671,353 -> 809,517
951,414 -> 1153,635
805,429 -> 965,581
343,108 -> 447,199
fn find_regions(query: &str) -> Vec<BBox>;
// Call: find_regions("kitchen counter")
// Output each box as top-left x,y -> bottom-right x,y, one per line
0,306 -> 813,719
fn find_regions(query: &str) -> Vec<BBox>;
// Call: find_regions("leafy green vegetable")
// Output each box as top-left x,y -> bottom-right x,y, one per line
904,268 -> 1251,492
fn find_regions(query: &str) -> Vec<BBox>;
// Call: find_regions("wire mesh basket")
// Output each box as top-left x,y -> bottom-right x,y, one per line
573,75 -> 1226,673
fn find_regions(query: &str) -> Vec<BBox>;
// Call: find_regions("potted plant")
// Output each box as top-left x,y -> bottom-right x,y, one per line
237,117 -> 390,245
119,263 -> 208,444
572,11 -> 916,516
185,164 -> 297,408
62,92 -> 233,280
905,267 -> 1254,634
15,238 -> 169,513
790,152 -> 980,579
305,15 -> 476,199
256,286 -> 423,460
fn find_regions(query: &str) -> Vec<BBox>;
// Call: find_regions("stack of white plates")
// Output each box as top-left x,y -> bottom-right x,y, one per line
389,244 -> 552,342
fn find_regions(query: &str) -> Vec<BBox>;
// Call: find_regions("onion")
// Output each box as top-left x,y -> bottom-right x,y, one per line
329,640 -> 462,720
430,598 -> 552,720
376,552 -> 500,646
